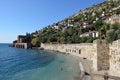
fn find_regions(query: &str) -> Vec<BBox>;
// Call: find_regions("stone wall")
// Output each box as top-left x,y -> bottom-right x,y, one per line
41,39 -> 110,71
13,43 -> 31,49
109,40 -> 120,76
95,40 -> 109,71
41,43 -> 95,59
41,39 -> 120,76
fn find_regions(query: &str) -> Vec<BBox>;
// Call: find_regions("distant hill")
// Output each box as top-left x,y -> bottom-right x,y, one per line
14,0 -> 120,46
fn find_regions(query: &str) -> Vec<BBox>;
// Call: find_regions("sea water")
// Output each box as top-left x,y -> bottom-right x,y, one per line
0,44 -> 80,80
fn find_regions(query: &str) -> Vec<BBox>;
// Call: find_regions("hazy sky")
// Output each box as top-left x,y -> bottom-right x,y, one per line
0,0 -> 105,43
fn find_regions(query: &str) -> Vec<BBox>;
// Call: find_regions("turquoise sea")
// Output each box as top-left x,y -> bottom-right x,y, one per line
0,44 -> 80,80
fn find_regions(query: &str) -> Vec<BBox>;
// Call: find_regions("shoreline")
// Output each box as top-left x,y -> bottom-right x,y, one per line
9,45 -> 120,80
42,49 -> 93,80
42,49 -> 120,80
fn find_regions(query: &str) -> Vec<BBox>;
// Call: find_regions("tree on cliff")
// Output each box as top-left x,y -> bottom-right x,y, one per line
31,38 -> 40,47
106,23 -> 120,43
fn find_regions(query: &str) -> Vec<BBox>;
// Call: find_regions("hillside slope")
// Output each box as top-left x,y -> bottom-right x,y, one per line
14,0 -> 120,46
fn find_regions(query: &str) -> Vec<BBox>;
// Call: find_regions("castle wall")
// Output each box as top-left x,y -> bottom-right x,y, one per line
41,43 -> 95,59
95,40 -> 109,71
41,39 -> 110,71
109,40 -> 120,76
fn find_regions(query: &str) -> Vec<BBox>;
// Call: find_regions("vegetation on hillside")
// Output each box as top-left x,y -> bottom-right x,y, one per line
106,23 -> 120,43
14,0 -> 120,47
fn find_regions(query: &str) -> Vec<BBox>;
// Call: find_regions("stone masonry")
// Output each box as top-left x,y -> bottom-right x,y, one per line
41,39 -> 120,76
109,39 -> 120,76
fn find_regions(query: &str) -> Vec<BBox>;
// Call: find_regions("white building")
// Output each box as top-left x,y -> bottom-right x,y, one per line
112,5 -> 120,10
67,19 -> 74,27
54,25 -> 59,29
105,14 -> 120,24
83,21 -> 90,28
80,31 -> 99,37
101,11 -> 105,17
108,0 -> 119,2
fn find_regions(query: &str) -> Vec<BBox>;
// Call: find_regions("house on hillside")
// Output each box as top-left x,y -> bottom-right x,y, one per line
105,14 -> 120,24
51,23 -> 59,29
67,19 -> 74,27
80,31 -> 99,37
112,5 -> 120,10
75,22 -> 83,27
83,21 -> 91,28
92,12 -> 96,16
108,0 -> 119,2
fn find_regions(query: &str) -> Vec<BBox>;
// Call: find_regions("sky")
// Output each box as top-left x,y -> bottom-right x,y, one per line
0,0 -> 106,43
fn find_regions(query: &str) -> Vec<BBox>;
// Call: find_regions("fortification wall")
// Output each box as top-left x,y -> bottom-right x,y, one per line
41,40 -> 110,71
41,43 -> 96,60
109,40 -> 120,76
41,39 -> 120,76
95,40 -> 109,71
